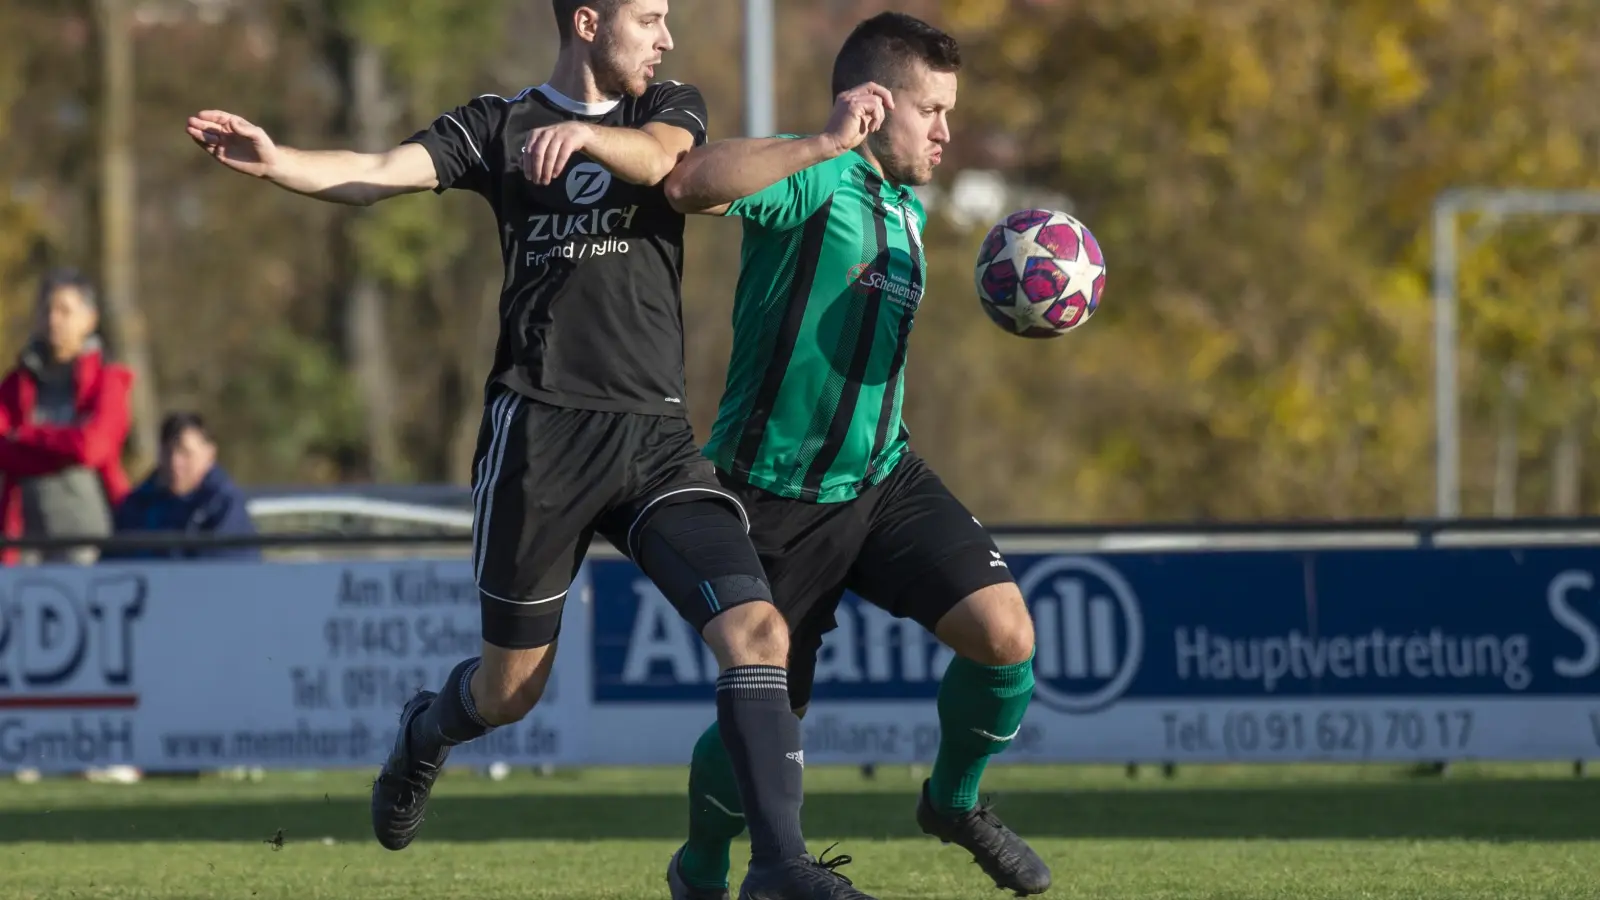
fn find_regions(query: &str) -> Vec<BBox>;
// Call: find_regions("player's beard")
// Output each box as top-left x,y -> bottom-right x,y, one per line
591,28 -> 648,98
869,131 -> 932,187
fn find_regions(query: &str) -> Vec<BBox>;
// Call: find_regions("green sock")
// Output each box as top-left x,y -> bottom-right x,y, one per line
678,721 -> 747,889
929,652 -> 1036,816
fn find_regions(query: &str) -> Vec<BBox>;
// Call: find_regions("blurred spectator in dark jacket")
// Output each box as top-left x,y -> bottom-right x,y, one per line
0,270 -> 132,565
106,411 -> 259,561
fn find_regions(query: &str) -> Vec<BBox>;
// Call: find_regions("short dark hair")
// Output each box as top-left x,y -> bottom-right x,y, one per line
160,411 -> 210,447
552,0 -> 630,44
831,12 -> 961,97
37,267 -> 97,313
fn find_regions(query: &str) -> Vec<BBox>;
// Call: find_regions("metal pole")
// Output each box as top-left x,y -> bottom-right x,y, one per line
1432,196 -> 1460,519
743,0 -> 774,137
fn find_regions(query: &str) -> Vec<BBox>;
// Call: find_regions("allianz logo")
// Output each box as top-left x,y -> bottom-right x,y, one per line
1019,556 -> 1144,714
612,555 -> 1143,713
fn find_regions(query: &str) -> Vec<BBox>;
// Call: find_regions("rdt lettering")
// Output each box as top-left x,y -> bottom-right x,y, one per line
0,576 -> 145,689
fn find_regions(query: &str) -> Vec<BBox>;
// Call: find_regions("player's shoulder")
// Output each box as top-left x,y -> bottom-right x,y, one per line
466,85 -> 607,126
779,136 -> 858,183
640,79 -> 705,102
475,85 -> 538,102
430,86 -> 540,129
625,81 -> 709,134
454,86 -> 538,112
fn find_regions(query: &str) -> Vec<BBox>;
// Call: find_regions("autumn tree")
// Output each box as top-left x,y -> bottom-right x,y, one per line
914,0 -> 1600,521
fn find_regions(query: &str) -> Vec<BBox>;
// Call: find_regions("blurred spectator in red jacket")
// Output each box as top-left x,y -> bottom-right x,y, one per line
0,270 -> 132,565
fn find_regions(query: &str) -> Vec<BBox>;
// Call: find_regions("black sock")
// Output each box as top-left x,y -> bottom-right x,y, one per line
715,665 -> 807,864
406,657 -> 493,765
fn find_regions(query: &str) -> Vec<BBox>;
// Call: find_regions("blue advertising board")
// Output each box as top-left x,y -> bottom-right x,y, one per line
584,546 -> 1600,764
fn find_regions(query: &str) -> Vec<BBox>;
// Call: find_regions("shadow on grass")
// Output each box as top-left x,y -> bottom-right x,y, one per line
3,777 -> 1598,844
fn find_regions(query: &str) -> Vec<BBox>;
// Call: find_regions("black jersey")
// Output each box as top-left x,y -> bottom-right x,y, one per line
405,82 -> 709,417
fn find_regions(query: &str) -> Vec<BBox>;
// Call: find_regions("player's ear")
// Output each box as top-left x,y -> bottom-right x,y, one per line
573,5 -> 602,43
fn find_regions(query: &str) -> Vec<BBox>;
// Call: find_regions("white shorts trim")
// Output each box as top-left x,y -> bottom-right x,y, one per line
478,585 -> 569,607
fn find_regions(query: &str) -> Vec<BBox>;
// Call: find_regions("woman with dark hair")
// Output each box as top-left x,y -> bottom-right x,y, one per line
0,268 -> 133,565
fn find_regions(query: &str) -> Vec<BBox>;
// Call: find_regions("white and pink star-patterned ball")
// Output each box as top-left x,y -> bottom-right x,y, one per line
975,209 -> 1106,338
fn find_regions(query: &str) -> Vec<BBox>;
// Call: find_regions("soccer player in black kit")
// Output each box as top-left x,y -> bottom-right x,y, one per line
186,3 -> 873,898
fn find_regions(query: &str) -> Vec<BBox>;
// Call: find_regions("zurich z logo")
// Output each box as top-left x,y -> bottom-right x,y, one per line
565,162 -> 612,205
1018,556 -> 1144,714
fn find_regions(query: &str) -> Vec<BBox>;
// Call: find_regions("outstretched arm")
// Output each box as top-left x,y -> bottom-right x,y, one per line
258,145 -> 437,207
187,110 -> 438,206
664,135 -> 842,216
665,82 -> 893,216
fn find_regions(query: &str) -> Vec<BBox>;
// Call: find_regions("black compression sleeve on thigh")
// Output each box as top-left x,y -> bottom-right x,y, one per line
633,500 -> 772,631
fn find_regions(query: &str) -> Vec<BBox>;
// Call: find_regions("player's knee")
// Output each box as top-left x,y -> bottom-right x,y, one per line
704,601 -> 790,669
983,617 -> 1037,667
938,583 -> 1036,667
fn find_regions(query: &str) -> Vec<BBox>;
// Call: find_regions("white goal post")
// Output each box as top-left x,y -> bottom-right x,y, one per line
1431,188 -> 1600,518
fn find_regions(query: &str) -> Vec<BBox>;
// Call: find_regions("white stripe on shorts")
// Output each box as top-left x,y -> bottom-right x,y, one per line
472,392 -> 522,585
480,585 -> 569,607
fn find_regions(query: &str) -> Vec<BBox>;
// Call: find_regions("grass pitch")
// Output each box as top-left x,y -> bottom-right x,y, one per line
1,762 -> 1596,899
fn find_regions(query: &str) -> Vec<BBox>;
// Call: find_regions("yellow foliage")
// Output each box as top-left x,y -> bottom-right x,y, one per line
0,16 -> 46,356
1370,26 -> 1428,110
943,0 -> 1007,36
7,0 -> 1597,515
922,0 -> 1600,519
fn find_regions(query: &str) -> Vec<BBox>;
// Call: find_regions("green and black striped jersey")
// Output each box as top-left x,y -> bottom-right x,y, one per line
704,136 -> 927,503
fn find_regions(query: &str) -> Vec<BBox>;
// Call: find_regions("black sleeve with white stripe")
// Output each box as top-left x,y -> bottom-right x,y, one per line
403,95 -> 509,195
642,81 -> 710,147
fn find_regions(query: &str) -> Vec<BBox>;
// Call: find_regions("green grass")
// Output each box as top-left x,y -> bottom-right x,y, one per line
2,762 -> 1597,899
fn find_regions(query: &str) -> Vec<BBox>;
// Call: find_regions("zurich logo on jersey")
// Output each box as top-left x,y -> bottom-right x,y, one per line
565,162 -> 612,205
1018,555 -> 1144,714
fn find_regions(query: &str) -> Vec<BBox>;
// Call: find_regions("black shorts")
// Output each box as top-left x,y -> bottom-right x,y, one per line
472,388 -> 766,649
718,451 -> 1015,709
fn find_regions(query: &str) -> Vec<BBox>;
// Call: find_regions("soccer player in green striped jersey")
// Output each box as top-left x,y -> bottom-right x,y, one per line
662,12 -> 1051,900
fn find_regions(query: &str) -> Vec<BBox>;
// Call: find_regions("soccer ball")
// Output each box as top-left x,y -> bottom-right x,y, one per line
974,209 -> 1106,338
